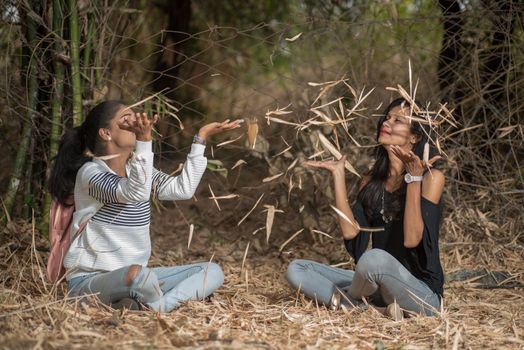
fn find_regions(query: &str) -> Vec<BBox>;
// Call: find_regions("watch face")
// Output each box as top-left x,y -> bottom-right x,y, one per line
404,173 -> 412,183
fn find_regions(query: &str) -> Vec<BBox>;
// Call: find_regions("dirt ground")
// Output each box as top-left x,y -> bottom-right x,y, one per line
1,169 -> 523,349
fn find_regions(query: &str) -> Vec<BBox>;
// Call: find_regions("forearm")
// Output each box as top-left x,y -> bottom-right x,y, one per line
156,144 -> 207,201
332,172 -> 359,240
403,182 -> 424,247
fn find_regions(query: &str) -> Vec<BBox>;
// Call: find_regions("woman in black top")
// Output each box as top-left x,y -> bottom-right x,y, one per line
286,98 -> 445,318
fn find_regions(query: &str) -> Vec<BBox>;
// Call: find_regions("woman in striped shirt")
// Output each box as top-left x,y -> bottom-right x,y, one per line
49,100 -> 242,312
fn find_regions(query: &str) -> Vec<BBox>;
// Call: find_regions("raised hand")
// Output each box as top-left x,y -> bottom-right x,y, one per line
118,112 -> 159,142
390,145 -> 441,176
304,155 -> 347,177
198,119 -> 244,141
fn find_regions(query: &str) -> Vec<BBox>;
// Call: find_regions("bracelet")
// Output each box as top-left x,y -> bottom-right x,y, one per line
193,134 -> 206,145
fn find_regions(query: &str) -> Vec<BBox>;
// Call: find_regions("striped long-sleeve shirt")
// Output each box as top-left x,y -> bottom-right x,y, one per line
63,141 -> 207,280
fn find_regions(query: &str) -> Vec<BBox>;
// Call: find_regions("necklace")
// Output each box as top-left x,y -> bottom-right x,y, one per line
380,185 -> 392,223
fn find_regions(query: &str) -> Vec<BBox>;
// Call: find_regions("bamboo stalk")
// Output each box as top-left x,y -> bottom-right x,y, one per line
69,0 -> 83,125
42,0 -> 66,237
82,1 -> 96,93
2,0 -> 40,223
22,139 -> 34,219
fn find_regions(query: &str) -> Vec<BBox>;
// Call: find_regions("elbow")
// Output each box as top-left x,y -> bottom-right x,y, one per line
341,228 -> 359,241
403,239 -> 420,249
177,190 -> 195,201
403,230 -> 423,248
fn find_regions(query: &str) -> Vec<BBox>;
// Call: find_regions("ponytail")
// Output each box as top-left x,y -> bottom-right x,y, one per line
49,126 -> 92,206
49,100 -> 125,206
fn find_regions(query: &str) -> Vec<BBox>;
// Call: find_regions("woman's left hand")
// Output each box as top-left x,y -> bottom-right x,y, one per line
390,145 -> 441,176
198,119 -> 244,141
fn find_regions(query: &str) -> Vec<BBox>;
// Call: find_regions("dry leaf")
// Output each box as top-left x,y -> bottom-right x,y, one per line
241,242 -> 250,273
330,205 -> 384,232
217,135 -> 243,148
423,142 -> 430,163
279,229 -> 304,252
262,205 -> 284,243
317,132 -> 360,177
285,32 -> 302,42
208,194 -> 240,200
247,118 -> 259,149
187,224 -> 194,249
311,229 -> 333,239
208,184 -> 221,211
237,194 -> 264,226
231,159 -> 247,170
263,173 -> 284,183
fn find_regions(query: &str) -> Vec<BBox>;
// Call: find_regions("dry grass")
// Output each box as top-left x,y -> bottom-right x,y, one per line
1,78 -> 523,347
1,200 -> 522,350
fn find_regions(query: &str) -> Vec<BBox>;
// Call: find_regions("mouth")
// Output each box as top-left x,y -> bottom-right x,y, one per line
379,129 -> 391,136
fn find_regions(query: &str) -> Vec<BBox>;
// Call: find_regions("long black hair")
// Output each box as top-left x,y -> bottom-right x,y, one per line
49,100 -> 124,206
357,97 -> 442,221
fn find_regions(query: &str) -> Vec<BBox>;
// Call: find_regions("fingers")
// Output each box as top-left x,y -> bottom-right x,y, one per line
222,119 -> 244,130
390,145 -> 404,159
303,160 -> 329,170
427,155 -> 442,167
137,113 -> 145,129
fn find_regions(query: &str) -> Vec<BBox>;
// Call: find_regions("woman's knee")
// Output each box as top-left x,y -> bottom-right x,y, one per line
204,262 -> 224,286
355,249 -> 392,276
286,259 -> 311,289
127,265 -> 162,301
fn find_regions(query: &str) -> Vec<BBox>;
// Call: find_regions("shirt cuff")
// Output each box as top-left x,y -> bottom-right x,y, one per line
189,143 -> 206,156
135,141 -> 152,154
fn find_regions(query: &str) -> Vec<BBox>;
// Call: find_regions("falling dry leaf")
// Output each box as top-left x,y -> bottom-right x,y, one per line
217,135 -> 243,148
237,193 -> 264,226
263,173 -> 284,183
263,205 -> 284,243
241,242 -> 250,273
279,228 -> 304,252
311,229 -> 333,239
286,158 -> 298,172
247,118 -> 259,149
208,184 -> 221,211
208,194 -> 240,200
285,32 -> 302,42
187,224 -> 194,249
231,159 -> 247,170
273,146 -> 293,158
317,132 -> 360,177
330,205 -> 384,232
423,142 -> 430,163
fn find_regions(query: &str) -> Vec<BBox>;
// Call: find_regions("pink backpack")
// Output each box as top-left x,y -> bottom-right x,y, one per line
47,198 -> 88,283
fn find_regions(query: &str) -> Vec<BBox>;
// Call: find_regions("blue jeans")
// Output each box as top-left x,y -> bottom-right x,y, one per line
286,249 -> 441,316
68,262 -> 224,313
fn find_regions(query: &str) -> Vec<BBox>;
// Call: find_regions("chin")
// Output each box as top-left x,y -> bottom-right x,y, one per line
378,137 -> 391,145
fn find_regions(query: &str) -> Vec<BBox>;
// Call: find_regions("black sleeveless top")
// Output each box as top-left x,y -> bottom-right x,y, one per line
344,191 -> 445,297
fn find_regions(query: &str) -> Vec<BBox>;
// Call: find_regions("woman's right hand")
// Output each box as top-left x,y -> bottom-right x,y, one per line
303,155 -> 347,178
118,112 -> 159,141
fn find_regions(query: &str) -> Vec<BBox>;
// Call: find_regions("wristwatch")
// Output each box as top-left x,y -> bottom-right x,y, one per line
193,134 -> 206,145
404,173 -> 423,183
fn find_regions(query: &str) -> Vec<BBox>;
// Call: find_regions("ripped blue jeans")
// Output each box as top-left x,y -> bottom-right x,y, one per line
68,262 -> 224,313
286,249 -> 441,316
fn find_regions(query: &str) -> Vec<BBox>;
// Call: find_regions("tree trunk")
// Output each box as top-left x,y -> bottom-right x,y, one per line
152,0 -> 192,100
42,0 -> 67,237
2,0 -> 40,223
437,0 -> 464,105
69,0 -> 83,126
480,0 -> 517,105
